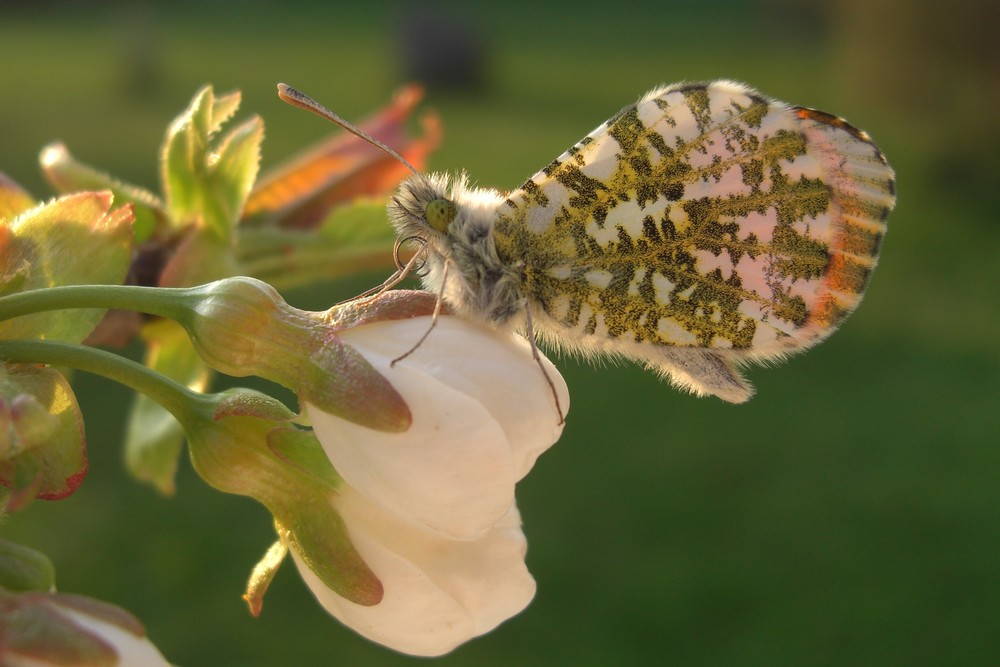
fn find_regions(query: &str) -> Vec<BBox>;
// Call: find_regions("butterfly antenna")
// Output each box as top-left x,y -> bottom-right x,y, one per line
277,83 -> 420,176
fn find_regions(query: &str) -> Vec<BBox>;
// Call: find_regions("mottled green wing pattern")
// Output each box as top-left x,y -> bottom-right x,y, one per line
494,81 -> 895,366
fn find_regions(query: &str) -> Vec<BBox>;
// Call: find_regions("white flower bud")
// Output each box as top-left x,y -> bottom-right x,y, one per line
307,315 -> 568,540
296,313 -> 569,654
292,486 -> 534,657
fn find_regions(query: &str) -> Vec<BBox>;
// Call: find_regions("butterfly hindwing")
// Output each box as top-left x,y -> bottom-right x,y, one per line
493,81 -> 894,401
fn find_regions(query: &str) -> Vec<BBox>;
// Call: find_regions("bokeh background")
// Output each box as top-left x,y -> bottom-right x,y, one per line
2,0 -> 999,664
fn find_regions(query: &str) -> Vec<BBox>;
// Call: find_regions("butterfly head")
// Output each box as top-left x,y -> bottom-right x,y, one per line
424,198 -> 457,233
389,172 -> 455,246
388,172 -> 512,314
389,171 -> 505,249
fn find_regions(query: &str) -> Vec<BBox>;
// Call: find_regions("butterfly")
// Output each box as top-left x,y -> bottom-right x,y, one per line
280,80 -> 895,406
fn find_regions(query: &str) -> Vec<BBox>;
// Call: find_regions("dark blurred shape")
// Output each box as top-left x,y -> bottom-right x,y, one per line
118,1 -> 163,97
759,0 -> 829,40
396,7 -> 489,92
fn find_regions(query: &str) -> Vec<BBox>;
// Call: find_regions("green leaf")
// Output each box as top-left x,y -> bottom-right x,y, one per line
124,319 -> 210,495
206,115 -> 263,237
0,192 -> 133,343
0,224 -> 28,296
0,365 -> 87,509
161,86 -> 211,230
39,142 -> 165,243
209,90 -> 241,135
189,85 -> 214,149
160,85 -> 254,239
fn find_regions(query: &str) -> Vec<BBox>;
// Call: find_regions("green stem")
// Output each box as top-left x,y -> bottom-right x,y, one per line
0,284 -> 202,324
0,339 -> 210,427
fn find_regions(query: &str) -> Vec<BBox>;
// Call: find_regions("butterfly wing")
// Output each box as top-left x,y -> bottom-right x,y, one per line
493,81 -> 895,401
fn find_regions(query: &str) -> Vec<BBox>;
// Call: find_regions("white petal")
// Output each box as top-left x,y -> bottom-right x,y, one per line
308,346 -> 517,540
338,316 -> 569,480
293,486 -> 535,657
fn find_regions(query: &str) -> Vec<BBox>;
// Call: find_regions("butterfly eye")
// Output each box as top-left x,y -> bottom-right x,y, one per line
424,198 -> 457,232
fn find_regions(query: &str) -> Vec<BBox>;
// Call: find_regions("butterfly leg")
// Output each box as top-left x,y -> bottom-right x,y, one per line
337,242 -> 427,306
649,348 -> 753,404
523,301 -> 566,425
390,259 -> 449,366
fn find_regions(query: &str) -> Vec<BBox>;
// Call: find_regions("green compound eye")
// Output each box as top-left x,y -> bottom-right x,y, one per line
424,198 -> 457,232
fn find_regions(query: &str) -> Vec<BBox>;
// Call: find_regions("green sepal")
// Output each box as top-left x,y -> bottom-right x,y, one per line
214,388 -> 296,423
277,505 -> 383,607
183,395 -> 382,606
267,425 -> 341,490
179,277 -> 411,432
268,456 -> 383,607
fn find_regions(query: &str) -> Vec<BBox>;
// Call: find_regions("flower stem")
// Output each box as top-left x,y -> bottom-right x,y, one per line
0,339 -> 209,427
0,284 -> 198,324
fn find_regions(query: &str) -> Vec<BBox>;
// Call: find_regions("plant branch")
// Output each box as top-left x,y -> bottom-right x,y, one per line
0,284 -> 198,324
0,339 -> 210,427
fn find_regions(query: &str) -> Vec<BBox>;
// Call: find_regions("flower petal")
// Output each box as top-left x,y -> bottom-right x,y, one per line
307,354 -> 517,540
338,316 -> 568,479
293,486 -> 534,657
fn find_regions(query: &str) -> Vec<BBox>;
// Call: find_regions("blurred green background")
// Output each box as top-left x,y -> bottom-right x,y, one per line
2,0 -> 999,664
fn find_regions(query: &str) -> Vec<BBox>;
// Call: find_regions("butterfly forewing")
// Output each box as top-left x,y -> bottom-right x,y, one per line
494,81 -> 894,369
